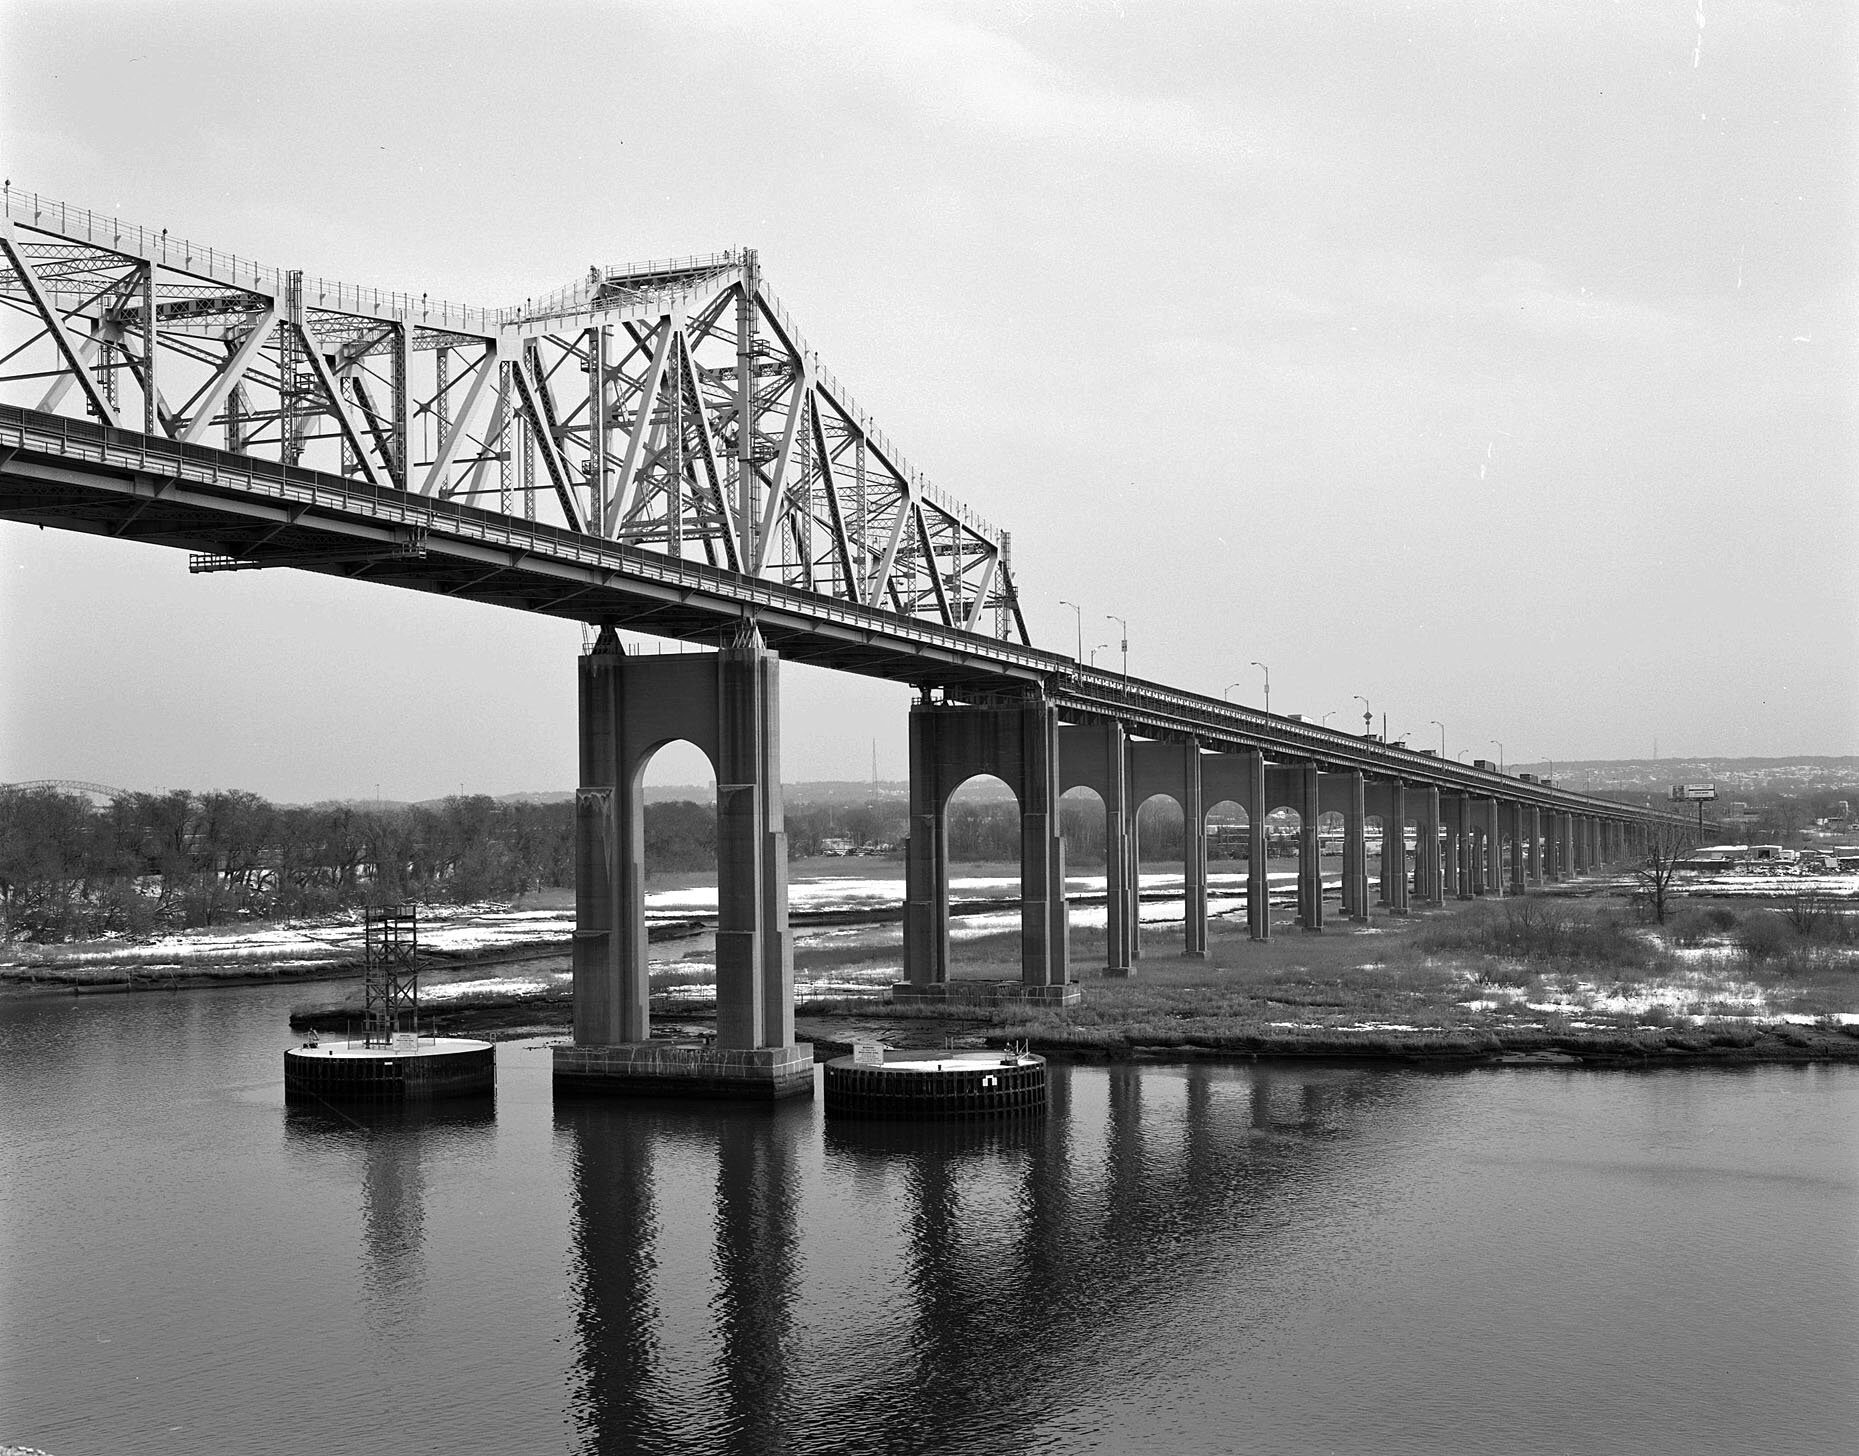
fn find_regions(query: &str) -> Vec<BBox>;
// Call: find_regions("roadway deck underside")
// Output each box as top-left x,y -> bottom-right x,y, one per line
0,405 -> 1044,691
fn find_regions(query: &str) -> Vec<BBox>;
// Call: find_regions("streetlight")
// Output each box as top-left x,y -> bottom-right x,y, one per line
1105,614 -> 1128,680
1091,642 -> 1112,668
1321,710 -> 1337,727
1490,739 -> 1505,774
1429,720 -> 1445,758
1353,694 -> 1372,738
1250,660 -> 1271,715
1058,599 -> 1082,663
1223,680 -> 1246,702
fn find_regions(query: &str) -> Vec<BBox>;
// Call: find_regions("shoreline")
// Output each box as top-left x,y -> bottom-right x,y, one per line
293,984 -> 1859,1071
14,872 -> 1859,1074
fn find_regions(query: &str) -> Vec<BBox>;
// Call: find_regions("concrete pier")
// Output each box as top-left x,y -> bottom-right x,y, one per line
1323,770 -> 1368,921
1417,786 -> 1443,906
557,624 -> 813,1100
1061,721 -> 1131,975
902,693 -> 1073,1000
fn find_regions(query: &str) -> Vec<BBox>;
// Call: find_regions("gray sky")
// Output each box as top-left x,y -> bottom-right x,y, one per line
3,0 -> 1853,802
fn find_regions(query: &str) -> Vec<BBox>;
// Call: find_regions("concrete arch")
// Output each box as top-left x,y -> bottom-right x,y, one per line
903,699 -> 1067,994
1128,790 -> 1191,961
1255,758 -> 1325,933
1199,747 -> 1271,942
942,774 -> 1024,970
572,626 -> 791,1056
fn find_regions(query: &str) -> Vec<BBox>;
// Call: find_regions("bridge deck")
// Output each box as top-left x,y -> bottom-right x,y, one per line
0,403 -> 1649,821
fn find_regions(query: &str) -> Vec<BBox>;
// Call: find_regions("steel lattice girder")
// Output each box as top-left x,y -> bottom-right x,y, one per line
0,189 -> 1026,642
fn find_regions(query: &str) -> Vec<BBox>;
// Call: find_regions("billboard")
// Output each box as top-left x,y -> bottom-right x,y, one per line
1671,783 -> 1718,802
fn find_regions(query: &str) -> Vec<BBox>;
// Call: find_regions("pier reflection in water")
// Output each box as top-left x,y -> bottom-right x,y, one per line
283,1098 -> 497,1341
554,1062 -> 1407,1455
8,976 -> 1852,1456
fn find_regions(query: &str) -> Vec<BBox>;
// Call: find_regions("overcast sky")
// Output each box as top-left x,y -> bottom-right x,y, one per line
2,0 -> 1853,802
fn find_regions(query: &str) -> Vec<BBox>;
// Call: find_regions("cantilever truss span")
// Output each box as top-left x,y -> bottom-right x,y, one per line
0,190 -> 1026,642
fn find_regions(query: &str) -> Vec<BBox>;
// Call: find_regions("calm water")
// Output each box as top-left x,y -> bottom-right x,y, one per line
3,985 -> 1855,1456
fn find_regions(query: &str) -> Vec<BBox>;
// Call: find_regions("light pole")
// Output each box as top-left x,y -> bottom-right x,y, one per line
1058,599 -> 1082,664
1250,660 -> 1271,715
1490,739 -> 1505,774
1223,680 -> 1246,702
1105,614 -> 1128,681
1321,710 -> 1337,727
1429,720 -> 1445,758
1091,642 -> 1112,668
1353,694 -> 1372,738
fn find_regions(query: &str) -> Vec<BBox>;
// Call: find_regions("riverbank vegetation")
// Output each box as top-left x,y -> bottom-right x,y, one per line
0,783 -> 1112,943
847,893 -> 1859,1064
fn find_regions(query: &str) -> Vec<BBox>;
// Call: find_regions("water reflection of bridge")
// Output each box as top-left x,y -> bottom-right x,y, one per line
283,1099 -> 497,1342
555,1062 -> 1423,1454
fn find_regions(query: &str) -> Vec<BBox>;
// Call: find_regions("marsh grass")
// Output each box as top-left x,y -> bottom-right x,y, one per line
796,889 -> 1859,1057
1418,899 -> 1646,970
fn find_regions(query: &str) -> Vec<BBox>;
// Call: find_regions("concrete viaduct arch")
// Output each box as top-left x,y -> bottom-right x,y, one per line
555,657 -> 1653,1096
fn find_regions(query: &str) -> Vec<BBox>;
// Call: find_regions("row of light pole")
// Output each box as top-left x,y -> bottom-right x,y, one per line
1060,602 -> 1516,771
1060,599 -> 1128,681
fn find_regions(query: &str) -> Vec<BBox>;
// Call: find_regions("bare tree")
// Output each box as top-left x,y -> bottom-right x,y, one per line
1633,822 -> 1693,925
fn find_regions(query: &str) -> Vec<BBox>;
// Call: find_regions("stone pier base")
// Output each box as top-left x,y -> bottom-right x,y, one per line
553,1041 -> 815,1100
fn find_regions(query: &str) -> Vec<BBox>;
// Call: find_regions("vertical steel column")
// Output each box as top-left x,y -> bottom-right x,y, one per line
1387,780 -> 1410,913
736,251 -> 759,568
140,262 -> 157,434
587,327 -> 607,533
434,343 -> 451,491
1483,799 -> 1502,896
391,323 -> 411,490
1508,802 -> 1527,895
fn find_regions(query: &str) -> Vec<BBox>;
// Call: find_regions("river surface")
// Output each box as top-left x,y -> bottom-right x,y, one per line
3,983 -> 1855,1456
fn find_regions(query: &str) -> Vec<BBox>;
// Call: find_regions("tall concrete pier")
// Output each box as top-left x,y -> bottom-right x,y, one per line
898,693 -> 1075,1003
555,623 -> 813,1099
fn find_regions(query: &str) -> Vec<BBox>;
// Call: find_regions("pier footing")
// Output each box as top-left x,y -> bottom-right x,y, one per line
552,1040 -> 815,1100
285,1037 -> 495,1103
824,1048 -> 1048,1120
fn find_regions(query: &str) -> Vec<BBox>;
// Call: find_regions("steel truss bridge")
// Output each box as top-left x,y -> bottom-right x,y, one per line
0,188 -> 1664,814
1,191 -> 1678,1091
